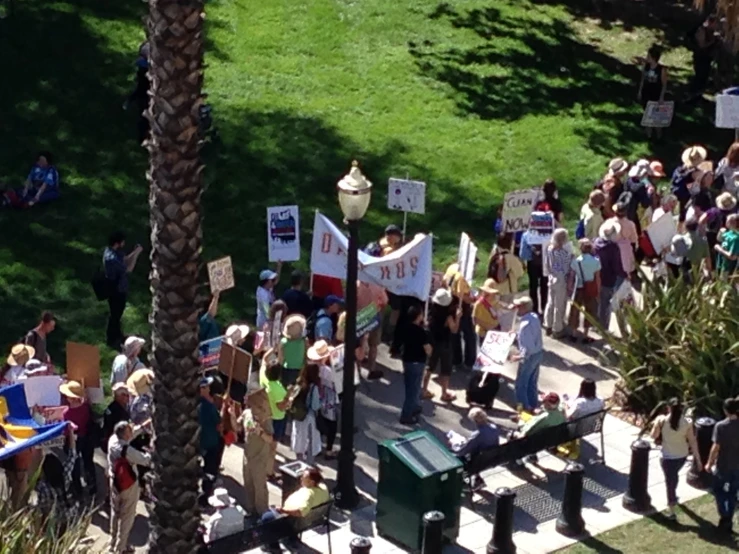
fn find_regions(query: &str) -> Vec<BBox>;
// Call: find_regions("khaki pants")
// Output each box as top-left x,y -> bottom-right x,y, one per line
544,277 -> 567,333
242,455 -> 269,515
110,480 -> 139,553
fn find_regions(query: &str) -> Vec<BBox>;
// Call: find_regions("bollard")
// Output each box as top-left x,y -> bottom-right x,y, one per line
487,487 -> 516,554
622,439 -> 652,512
555,462 -> 585,537
422,511 -> 445,554
687,417 -> 716,489
350,536 -> 372,554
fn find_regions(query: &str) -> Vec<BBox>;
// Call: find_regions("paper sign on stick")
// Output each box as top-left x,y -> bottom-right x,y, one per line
457,233 -> 478,283
501,189 -> 540,234
23,376 -> 63,407
479,331 -> 516,366
716,90 -> 739,129
66,342 -> 101,388
199,336 -> 224,369
646,213 -> 677,255
218,342 -> 252,385
387,178 -> 426,214
329,345 -> 360,395
207,256 -> 235,294
267,205 -> 300,262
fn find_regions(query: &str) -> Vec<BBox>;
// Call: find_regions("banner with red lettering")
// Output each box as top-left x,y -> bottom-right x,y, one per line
310,212 -> 433,301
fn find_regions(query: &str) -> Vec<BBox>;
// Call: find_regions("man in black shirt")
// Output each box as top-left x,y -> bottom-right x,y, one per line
705,397 -> 739,534
102,383 -> 132,451
282,270 -> 313,319
400,306 -> 431,425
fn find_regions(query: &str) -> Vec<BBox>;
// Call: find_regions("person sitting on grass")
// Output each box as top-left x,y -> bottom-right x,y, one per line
1,152 -> 60,208
256,467 -> 330,553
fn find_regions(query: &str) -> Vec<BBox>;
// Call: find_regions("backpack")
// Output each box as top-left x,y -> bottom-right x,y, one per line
91,267 -> 112,301
288,386 -> 310,422
575,219 -> 586,240
306,311 -> 330,342
487,251 -> 508,284
112,446 -> 137,492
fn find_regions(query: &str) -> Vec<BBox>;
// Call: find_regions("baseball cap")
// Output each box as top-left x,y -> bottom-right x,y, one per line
325,295 -> 344,307
384,224 -> 402,236
259,269 -> 278,281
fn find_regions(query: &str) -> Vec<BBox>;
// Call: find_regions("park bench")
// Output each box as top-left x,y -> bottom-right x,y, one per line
205,498 -> 333,554
461,409 -> 609,490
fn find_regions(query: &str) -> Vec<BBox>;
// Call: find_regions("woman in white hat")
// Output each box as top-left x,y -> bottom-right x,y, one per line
60,380 -> 98,498
421,288 -> 461,403
290,363 -> 323,462
111,336 -> 145,385
306,340 -> 340,458
0,344 -> 35,386
277,313 -> 307,388
672,145 -> 708,227
699,191 -> 739,268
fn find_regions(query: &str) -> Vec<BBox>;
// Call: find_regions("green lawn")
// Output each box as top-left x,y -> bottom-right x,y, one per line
560,495 -> 737,553
0,0 -> 734,378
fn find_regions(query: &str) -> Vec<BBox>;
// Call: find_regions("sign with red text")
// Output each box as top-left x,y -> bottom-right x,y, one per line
310,212 -> 433,301
479,330 -> 516,366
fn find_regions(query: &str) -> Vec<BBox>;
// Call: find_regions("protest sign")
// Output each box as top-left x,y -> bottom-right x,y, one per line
66,342 -> 101,388
218,342 -> 251,384
479,330 -> 516,366
641,101 -> 674,128
310,212 -> 433,300
497,309 -> 517,332
269,312 -> 283,348
329,345 -> 360,395
716,90 -> 739,129
501,189 -> 539,233
207,256 -> 235,294
646,212 -> 677,255
356,303 -> 381,337
387,178 -> 426,214
528,211 -> 555,233
23,376 -> 63,407
199,335 -> 224,369
267,205 -> 300,262
457,233 -> 478,283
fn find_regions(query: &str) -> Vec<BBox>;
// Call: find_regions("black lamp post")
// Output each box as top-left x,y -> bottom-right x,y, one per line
335,161 -> 372,510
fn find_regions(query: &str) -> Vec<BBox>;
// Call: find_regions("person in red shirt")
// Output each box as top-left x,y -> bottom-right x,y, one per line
60,380 -> 98,498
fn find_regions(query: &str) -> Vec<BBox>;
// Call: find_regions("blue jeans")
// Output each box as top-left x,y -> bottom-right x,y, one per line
713,469 -> 739,523
401,362 -> 425,419
660,457 -> 686,505
515,351 -> 543,411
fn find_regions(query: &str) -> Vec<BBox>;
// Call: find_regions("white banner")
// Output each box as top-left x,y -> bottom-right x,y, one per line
501,189 -> 540,234
457,233 -> 478,283
267,205 -> 300,262
310,212 -> 432,301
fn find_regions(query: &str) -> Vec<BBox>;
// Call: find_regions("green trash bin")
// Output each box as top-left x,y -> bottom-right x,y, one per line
376,430 -> 464,551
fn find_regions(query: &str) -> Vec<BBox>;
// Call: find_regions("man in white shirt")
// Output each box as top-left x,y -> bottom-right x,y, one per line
107,421 -> 151,554
256,266 -> 281,329
510,297 -> 543,414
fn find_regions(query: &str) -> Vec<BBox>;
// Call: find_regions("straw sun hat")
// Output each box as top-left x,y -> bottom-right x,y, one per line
59,380 -> 85,400
681,145 -> 707,168
126,368 -> 155,396
282,314 -> 307,339
7,344 -> 35,366
478,278 -> 499,296
307,340 -> 333,362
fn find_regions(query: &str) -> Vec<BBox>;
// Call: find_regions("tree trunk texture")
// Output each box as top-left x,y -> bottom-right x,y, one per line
146,0 -> 205,552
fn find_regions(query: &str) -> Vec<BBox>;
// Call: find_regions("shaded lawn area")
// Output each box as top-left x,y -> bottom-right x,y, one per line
0,0 -> 736,382
560,495 -> 738,553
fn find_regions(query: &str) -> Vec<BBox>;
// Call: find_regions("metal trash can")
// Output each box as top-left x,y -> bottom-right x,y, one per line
278,460 -> 312,504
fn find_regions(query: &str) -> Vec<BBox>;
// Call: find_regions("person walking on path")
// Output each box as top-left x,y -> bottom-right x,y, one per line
593,221 -> 626,331
108,421 -> 151,554
510,297 -> 543,414
543,228 -> 572,339
579,190 -> 605,241
400,305 -> 431,425
103,231 -> 143,348
650,398 -> 701,521
567,239 -> 600,343
240,387 -> 273,516
705,397 -> 739,534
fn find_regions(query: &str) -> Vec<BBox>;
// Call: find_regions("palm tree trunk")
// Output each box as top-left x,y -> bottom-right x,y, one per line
146,0 -> 205,552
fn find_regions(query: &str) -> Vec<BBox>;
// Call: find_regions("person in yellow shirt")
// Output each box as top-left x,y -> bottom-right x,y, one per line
443,262 -> 477,369
472,279 -> 501,344
486,235 -> 525,302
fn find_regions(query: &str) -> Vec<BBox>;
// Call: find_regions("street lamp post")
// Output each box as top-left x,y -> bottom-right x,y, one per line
335,161 -> 372,510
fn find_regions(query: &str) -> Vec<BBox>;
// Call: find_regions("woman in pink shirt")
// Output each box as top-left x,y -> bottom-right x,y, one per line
61,380 -> 99,498
608,203 -> 638,276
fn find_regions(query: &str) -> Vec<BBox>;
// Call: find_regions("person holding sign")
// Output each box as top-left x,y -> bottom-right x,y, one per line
256,266 -> 281,330
637,45 -> 668,138
472,279 -> 501,345
277,314 -> 308,388
422,289 -> 461,403
509,297 -> 543,414
103,230 -> 144,348
487,235 -> 524,302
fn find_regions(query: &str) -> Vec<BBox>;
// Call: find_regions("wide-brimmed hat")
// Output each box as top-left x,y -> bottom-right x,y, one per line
478,278 -> 499,295
607,158 -> 629,175
282,314 -> 307,339
59,380 -> 85,400
7,344 -> 35,366
126,368 -> 155,396
599,220 -> 621,241
628,164 -> 649,180
123,336 -> 145,356
716,192 -> 738,211
648,160 -> 666,178
432,288 -> 453,307
682,145 -> 708,168
225,324 -> 249,344
208,488 -> 232,509
307,340 -> 333,362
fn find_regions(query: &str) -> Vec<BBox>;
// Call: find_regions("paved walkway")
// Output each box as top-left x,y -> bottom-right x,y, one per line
86,330 -> 707,553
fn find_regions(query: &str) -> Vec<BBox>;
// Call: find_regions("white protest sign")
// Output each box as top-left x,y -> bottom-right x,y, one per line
23,375 -> 63,407
329,345 -> 360,395
310,212 -> 433,301
207,256 -> 235,294
716,92 -> 739,129
479,330 -> 516,365
641,101 -> 674,128
501,189 -> 539,234
388,178 -> 426,214
267,205 -> 300,262
457,233 -> 478,283
646,213 -> 677,255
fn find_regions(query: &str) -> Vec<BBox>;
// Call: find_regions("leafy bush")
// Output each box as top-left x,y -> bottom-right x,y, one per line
597,275 -> 739,419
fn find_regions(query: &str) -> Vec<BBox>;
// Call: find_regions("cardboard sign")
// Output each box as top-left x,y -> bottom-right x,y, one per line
501,189 -> 539,233
457,233 -> 478,284
646,213 -> 677,255
267,205 -> 300,262
218,342 -> 252,384
66,342 -> 101,388
269,312 -> 283,348
387,178 -> 426,214
207,256 -> 235,294
641,101 -> 674,128
199,335 -> 224,369
716,91 -> 739,129
479,331 -> 516,365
